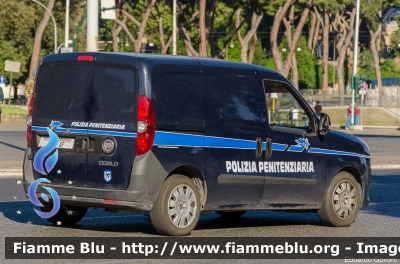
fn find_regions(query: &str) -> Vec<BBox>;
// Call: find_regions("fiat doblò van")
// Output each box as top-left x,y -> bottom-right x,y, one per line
23,52 -> 370,236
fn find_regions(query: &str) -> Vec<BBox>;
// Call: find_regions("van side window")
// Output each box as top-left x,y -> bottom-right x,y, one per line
203,74 -> 261,127
263,80 -> 310,131
161,73 -> 203,123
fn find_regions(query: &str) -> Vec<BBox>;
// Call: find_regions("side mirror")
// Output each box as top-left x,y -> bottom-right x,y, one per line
319,113 -> 331,135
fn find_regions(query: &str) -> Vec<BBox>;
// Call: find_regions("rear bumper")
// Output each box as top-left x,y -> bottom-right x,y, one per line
22,182 -> 153,211
23,147 -> 168,211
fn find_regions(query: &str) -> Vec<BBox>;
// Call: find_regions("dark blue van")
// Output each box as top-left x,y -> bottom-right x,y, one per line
23,53 -> 370,236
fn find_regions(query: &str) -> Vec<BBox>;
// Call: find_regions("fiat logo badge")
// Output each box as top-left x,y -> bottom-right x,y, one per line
103,139 -> 115,153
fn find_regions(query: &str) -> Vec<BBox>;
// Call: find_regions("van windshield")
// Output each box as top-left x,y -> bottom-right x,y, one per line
34,62 -> 135,123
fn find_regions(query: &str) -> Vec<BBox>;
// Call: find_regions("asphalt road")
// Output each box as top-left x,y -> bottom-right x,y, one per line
355,134 -> 400,166
0,169 -> 399,264
0,126 -> 26,169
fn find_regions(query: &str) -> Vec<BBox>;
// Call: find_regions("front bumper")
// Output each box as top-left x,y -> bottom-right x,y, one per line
360,166 -> 371,208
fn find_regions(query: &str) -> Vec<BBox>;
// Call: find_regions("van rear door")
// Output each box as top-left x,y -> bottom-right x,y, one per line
32,55 -> 137,190
86,63 -> 136,189
32,60 -> 93,186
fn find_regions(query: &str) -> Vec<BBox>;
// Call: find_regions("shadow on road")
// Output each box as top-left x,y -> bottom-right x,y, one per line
361,173 -> 400,218
0,140 -> 25,151
196,211 -> 323,232
0,201 -> 160,235
0,201 -> 49,225
0,200 -> 324,235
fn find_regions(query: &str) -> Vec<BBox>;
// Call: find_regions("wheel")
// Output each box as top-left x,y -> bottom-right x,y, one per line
40,204 -> 88,225
150,174 -> 201,236
215,211 -> 246,217
317,171 -> 361,227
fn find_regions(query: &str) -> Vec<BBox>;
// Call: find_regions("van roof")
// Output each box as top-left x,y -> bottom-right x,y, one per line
41,52 -> 278,74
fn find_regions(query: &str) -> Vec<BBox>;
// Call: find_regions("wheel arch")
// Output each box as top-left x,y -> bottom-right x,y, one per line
339,167 -> 362,186
167,165 -> 207,210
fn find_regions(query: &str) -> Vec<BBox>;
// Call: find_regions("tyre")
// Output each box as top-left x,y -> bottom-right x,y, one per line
40,204 -> 88,225
150,174 -> 201,236
317,171 -> 361,227
215,211 -> 246,217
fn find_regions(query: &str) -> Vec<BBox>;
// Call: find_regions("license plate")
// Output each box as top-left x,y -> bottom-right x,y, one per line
38,137 -> 75,149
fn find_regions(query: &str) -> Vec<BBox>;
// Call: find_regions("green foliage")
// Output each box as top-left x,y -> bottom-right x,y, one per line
0,106 -> 28,115
0,0 -> 85,84
296,37 -> 317,89
380,58 -> 400,80
358,49 -> 376,79
252,40 -> 269,66
265,58 -> 276,70
0,0 -> 397,89
363,0 -> 400,31
226,40 -> 241,62
0,0 -> 36,82
361,0 -> 383,31
390,24 -> 400,57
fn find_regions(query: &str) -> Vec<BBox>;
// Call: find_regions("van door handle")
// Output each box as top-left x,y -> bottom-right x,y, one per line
266,138 -> 273,159
76,136 -> 89,152
255,137 -> 262,159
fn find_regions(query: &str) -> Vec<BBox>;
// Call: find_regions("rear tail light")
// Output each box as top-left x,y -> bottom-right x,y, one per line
26,93 -> 34,148
136,96 -> 155,155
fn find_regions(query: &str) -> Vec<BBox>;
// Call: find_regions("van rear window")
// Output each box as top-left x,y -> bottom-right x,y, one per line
35,62 -> 92,121
34,62 -> 135,123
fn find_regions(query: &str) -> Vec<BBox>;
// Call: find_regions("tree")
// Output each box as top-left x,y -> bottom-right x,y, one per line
29,0 -> 56,80
313,0 -> 343,93
282,5 -> 299,87
153,2 -> 173,54
331,5 -> 357,105
114,0 -> 157,53
362,0 -> 400,106
175,0 -> 268,59
235,9 -> 263,63
0,0 -> 85,84
0,0 -> 36,82
313,5 -> 329,93
307,10 -> 318,53
111,2 -> 124,52
270,0 -> 314,80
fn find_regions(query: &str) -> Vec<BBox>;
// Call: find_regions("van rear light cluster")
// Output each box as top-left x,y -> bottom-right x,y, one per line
26,93 -> 34,148
78,56 -> 93,61
136,96 -> 155,155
